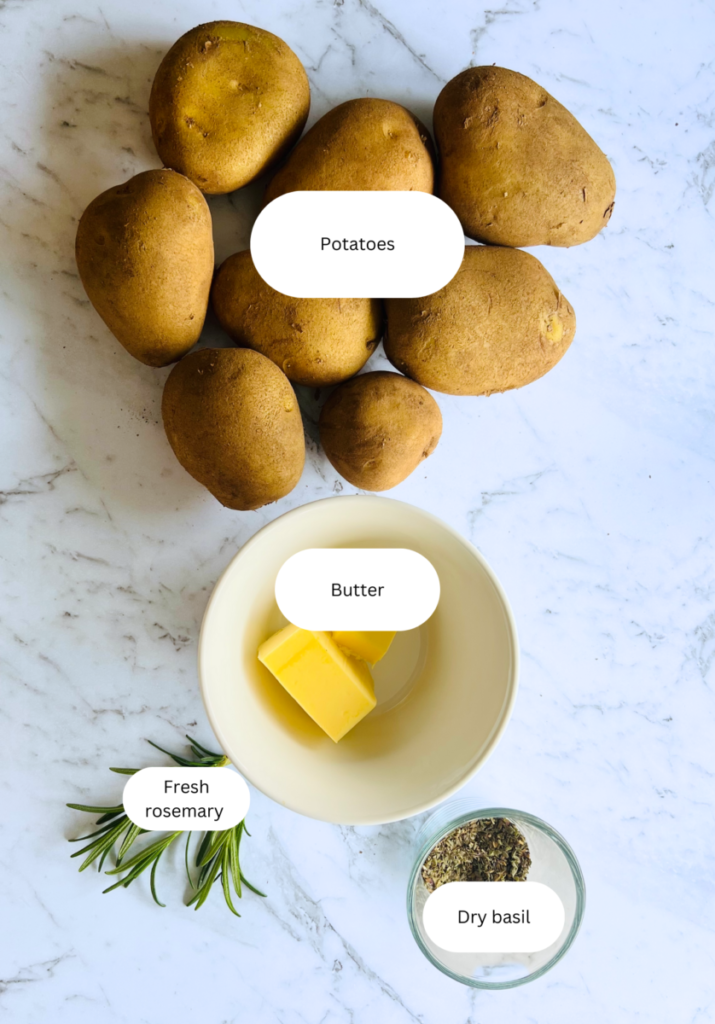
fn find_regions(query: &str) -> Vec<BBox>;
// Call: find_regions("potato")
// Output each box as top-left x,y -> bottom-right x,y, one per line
212,250 -> 382,387
149,21 -> 310,194
318,371 -> 442,491
162,348 -> 305,510
434,66 -> 616,247
75,169 -> 213,367
384,245 -> 575,396
264,98 -> 434,202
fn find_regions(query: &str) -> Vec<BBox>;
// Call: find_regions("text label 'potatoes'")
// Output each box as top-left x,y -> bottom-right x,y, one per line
251,191 -> 465,298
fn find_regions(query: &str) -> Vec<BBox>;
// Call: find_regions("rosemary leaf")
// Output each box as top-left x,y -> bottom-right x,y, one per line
147,740 -> 202,766
239,872 -> 267,898
69,818 -> 126,843
186,735 -> 223,758
184,832 -> 195,889
221,859 -> 241,917
116,823 -> 144,866
150,856 -> 165,908
194,830 -> 212,869
189,852 -> 223,910
229,823 -> 242,899
197,829 -> 227,868
67,803 -> 124,816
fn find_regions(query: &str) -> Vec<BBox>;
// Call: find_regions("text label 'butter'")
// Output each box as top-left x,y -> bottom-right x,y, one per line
275,548 -> 440,631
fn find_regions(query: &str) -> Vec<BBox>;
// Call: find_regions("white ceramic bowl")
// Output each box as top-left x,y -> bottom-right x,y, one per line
199,496 -> 518,825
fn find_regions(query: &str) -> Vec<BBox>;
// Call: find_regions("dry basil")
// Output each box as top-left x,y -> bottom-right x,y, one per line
421,817 -> 531,892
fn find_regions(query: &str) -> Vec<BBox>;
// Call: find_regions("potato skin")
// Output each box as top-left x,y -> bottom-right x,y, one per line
434,66 -> 616,247
75,169 -> 213,367
162,348 -> 305,510
264,98 -> 434,202
318,371 -> 442,491
384,246 -> 575,396
150,21 -> 310,194
212,251 -> 382,387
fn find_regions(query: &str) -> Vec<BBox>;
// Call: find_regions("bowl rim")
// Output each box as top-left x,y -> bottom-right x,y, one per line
406,806 -> 587,988
197,495 -> 520,825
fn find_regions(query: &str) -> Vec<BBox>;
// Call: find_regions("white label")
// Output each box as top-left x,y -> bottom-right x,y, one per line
123,767 -> 250,831
275,548 -> 440,630
250,191 -> 464,298
423,881 -> 565,953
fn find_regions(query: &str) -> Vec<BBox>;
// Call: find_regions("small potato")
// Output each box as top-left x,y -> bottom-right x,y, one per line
150,21 -> 310,194
384,246 -> 576,396
162,348 -> 305,510
434,66 -> 616,247
264,98 -> 434,202
212,250 -> 382,387
319,371 -> 442,491
75,169 -> 213,367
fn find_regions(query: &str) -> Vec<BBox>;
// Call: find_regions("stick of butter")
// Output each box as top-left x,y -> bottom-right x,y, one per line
257,625 -> 376,743
331,631 -> 396,664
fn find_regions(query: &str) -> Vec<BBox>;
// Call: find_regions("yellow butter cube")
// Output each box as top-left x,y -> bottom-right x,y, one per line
257,625 -> 376,743
331,630 -> 396,664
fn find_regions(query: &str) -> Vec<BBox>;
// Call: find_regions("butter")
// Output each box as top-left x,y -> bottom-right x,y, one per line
257,625 -> 376,743
331,630 -> 396,664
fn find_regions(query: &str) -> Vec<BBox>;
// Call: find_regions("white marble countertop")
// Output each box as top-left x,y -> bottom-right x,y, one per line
1,0 -> 713,1020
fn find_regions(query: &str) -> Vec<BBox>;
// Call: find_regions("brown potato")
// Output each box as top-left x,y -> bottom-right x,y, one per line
162,348 -> 305,510
150,21 -> 310,194
319,371 -> 442,491
434,66 -> 616,247
212,250 -> 382,387
75,169 -> 213,367
264,98 -> 434,202
384,245 -> 576,396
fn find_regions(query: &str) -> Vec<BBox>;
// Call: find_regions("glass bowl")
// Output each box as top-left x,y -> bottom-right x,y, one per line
407,803 -> 585,988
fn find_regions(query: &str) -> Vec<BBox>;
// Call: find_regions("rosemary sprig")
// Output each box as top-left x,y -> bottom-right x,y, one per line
144,736 -> 230,769
103,829 -> 183,906
187,820 -> 266,917
67,735 -> 265,915
67,806 -> 139,872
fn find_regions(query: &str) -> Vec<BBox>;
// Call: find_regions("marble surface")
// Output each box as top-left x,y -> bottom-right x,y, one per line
1,0 -> 714,1020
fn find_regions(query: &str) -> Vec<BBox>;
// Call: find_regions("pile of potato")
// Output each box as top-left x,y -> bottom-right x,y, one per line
75,21 -> 615,511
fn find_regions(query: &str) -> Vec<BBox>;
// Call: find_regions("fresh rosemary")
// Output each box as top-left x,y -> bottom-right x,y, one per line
67,735 -> 266,915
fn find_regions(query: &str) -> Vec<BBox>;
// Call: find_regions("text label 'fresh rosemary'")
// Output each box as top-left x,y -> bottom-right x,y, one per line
123,767 -> 250,829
